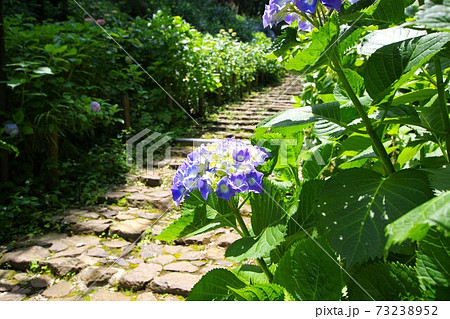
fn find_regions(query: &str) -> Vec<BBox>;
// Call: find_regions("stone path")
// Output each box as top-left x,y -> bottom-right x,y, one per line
0,76 -> 298,301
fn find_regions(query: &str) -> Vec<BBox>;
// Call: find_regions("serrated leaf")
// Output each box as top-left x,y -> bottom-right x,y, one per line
371,0 -> 408,24
363,32 -> 450,104
186,269 -> 247,301
397,140 -> 426,168
288,180 -> 325,235
339,134 -> 372,157
232,264 -> 270,285
285,16 -> 338,72
250,179 -> 286,236
318,168 -> 433,267
261,102 -> 340,129
301,142 -> 334,181
225,224 -> 286,262
274,238 -> 343,300
421,167 -> 450,195
155,191 -> 235,241
385,191 -> 450,252
348,262 -> 421,300
406,3 -> 450,32
416,229 -> 450,290
230,284 -> 287,301
359,27 -> 427,55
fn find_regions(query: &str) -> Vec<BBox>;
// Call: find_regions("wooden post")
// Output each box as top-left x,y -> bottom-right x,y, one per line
198,92 -> 205,117
217,86 -> 222,106
0,0 -> 9,182
48,127 -> 59,189
121,93 -> 131,130
231,74 -> 236,101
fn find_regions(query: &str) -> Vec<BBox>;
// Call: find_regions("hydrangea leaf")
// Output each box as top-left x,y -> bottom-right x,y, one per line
405,3 -> 450,32
317,168 -> 433,267
363,32 -> 450,105
348,262 -> 421,301
230,284 -> 288,301
250,179 -> 286,236
225,224 -> 286,262
385,191 -> 450,253
416,229 -> 450,291
288,179 -> 325,235
155,191 -> 235,241
301,142 -> 334,181
186,269 -> 247,301
274,238 -> 343,300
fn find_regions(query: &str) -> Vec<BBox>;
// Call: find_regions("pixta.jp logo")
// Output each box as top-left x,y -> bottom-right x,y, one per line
126,129 -> 172,172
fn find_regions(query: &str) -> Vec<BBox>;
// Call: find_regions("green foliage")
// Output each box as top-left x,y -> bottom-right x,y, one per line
318,169 -> 433,267
186,269 -> 247,301
385,191 -> 450,251
155,191 -> 236,241
230,284 -> 288,301
274,238 -> 343,301
348,262 -> 422,301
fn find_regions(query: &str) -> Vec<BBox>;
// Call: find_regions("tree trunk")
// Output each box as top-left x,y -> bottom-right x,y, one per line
121,93 -> 131,130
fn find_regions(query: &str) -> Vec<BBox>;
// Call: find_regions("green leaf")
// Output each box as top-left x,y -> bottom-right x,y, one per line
288,180 -> 325,235
385,191 -> 450,252
230,284 -> 288,301
33,67 -> 54,75
250,179 -> 286,236
339,133 -> 372,157
397,140 -> 426,168
274,238 -> 343,300
422,167 -> 450,194
337,69 -> 365,99
301,142 -> 334,181
348,262 -> 421,301
225,224 -> 286,263
359,27 -> 426,56
416,229 -> 450,290
155,191 -> 235,241
232,264 -> 270,285
186,269 -> 247,301
363,32 -> 450,104
406,3 -> 450,32
267,28 -> 299,59
371,0 -> 408,24
12,109 -> 24,124
261,102 -> 340,129
392,89 -> 438,106
318,168 -> 433,267
285,16 -> 338,72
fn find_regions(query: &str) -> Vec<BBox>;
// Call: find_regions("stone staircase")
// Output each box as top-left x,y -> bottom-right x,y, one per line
0,75 -> 299,301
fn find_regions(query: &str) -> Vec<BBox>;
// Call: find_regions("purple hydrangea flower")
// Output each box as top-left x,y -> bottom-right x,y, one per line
230,172 -> 249,193
216,177 -> 236,201
296,0 -> 318,14
247,170 -> 264,193
90,101 -> 101,112
4,124 -> 19,137
321,0 -> 343,11
171,138 -> 269,205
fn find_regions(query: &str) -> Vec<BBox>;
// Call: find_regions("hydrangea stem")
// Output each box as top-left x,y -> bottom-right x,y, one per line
433,55 -> 450,162
330,49 -> 396,175
229,200 -> 274,283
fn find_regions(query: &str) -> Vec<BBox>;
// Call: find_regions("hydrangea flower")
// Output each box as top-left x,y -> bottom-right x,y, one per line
263,0 -> 360,30
171,138 -> 269,205
4,124 -> 19,137
90,101 -> 101,112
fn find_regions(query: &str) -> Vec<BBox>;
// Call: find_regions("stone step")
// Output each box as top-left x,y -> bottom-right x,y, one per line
208,125 -> 255,133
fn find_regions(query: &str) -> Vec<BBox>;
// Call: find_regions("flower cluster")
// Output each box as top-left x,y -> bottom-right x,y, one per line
90,101 -> 101,112
171,139 -> 269,205
4,124 -> 19,137
263,0 -> 359,30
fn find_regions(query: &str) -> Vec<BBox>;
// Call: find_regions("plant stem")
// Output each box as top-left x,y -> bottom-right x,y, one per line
330,50 -> 396,175
229,200 -> 274,283
433,55 -> 450,162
